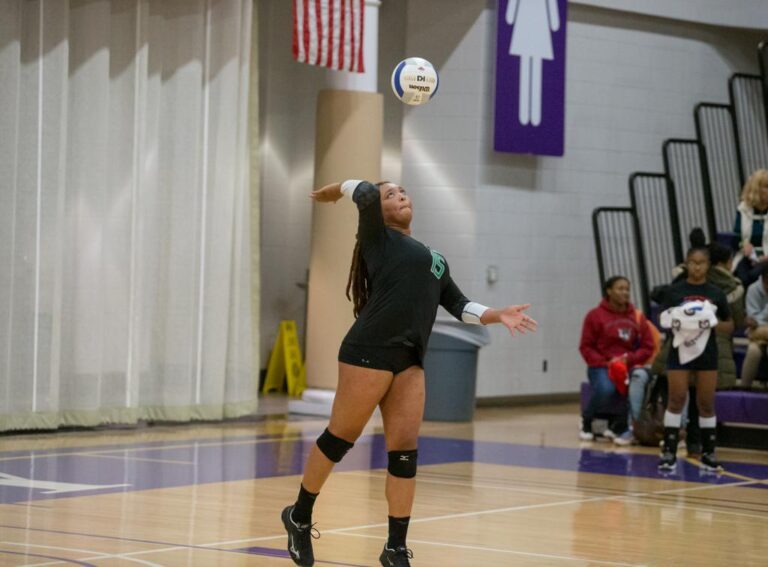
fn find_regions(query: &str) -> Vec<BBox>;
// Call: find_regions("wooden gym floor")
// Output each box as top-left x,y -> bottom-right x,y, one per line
0,401 -> 766,566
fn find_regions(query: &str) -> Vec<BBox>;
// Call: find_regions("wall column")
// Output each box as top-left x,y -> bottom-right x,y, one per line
291,0 -> 383,415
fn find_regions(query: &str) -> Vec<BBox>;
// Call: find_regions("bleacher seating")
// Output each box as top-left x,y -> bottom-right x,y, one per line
580,381 -> 768,449
716,390 -> 768,450
590,39 -> 768,451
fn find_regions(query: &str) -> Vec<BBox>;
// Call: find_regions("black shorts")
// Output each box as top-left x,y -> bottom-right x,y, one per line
666,341 -> 718,371
338,342 -> 422,375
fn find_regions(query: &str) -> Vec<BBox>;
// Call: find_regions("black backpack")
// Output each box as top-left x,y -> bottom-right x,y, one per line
633,374 -> 666,446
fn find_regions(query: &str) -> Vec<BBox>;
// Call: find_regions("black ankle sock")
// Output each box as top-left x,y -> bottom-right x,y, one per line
663,427 -> 679,454
387,516 -> 410,549
701,427 -> 716,454
293,484 -> 318,525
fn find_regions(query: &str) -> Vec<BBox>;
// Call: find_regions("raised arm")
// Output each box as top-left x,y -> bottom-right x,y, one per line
311,180 -> 386,244
309,182 -> 343,203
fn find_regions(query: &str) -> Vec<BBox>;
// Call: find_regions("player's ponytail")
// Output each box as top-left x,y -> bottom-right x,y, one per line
345,181 -> 389,318
346,237 -> 370,318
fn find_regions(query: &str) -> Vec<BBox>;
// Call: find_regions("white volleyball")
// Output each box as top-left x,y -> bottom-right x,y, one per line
390,57 -> 439,106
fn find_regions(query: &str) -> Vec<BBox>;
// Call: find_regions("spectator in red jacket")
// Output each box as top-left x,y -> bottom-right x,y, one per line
579,276 -> 654,443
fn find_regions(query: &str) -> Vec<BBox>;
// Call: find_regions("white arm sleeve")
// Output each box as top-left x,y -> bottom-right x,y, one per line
341,179 -> 363,200
462,302 -> 489,325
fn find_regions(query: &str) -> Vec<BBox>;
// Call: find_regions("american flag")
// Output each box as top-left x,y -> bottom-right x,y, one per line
292,0 -> 365,73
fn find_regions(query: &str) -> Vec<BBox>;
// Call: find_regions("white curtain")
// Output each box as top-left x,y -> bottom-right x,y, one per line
0,0 -> 257,431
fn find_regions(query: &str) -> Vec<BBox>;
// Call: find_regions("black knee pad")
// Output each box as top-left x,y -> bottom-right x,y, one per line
387,449 -> 418,478
316,428 -> 354,463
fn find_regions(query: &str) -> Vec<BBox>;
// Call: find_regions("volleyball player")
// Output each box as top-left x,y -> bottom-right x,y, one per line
658,240 -> 732,473
281,180 -> 537,566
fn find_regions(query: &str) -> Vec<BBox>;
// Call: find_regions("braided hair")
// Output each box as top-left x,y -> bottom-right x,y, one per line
346,237 -> 370,318
345,181 -> 388,318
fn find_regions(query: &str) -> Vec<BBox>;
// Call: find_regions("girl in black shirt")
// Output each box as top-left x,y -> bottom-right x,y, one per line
658,244 -> 732,473
281,180 -> 537,567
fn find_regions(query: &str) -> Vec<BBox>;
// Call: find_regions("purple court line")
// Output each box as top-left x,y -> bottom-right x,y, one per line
233,546 -> 368,566
0,550 -> 96,566
2,433 -> 768,509
0,425 -> 326,459
235,546 -> 289,558
0,524 -> 366,567
4,426 -> 766,485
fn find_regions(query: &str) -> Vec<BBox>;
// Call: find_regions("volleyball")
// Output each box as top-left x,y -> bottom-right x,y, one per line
390,57 -> 439,106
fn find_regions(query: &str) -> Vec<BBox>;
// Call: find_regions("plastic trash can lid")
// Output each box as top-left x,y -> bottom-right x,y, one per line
432,315 -> 491,348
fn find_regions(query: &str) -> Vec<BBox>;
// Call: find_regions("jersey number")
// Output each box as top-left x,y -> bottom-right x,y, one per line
430,250 -> 446,279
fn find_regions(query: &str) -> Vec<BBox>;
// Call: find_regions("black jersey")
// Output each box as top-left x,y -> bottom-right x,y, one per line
661,280 -> 731,370
341,181 -> 471,360
660,281 -> 731,322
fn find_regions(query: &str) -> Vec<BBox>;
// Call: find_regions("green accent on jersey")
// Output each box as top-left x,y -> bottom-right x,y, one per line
430,250 -> 446,279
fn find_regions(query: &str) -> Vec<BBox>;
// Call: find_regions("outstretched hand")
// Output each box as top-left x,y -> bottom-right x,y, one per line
499,304 -> 537,336
309,183 -> 343,203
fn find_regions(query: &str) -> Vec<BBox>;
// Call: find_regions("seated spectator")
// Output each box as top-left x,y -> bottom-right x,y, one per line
708,241 -> 745,390
733,169 -> 768,287
579,276 -> 655,445
740,263 -> 768,389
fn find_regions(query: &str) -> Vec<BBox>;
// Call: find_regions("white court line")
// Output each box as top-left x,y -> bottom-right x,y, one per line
339,532 -> 647,567
18,473 -> 768,567
76,453 -> 194,465
201,494 -> 616,547
341,470 -> 591,498
22,545 -> 187,567
336,495 -> 613,532
200,475 -> 768,548
353,471 -> 768,522
346,470 -> 768,521
12,463 -> 768,565
620,498 -> 768,521
345,458 -> 768,496
2,541 -> 110,558
199,534 -> 282,546
15,475 -> 764,567
0,434 -> 309,463
4,541 -> 164,567
636,478 -> 759,497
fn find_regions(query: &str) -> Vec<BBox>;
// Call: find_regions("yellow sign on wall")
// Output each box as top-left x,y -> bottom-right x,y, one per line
263,320 -> 306,397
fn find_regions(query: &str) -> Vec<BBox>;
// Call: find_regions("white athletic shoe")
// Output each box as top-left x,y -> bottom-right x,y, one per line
613,430 -> 634,446
579,429 -> 594,441
580,417 -> 594,441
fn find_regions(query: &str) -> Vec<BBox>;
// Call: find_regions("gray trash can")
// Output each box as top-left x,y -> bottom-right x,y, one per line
423,317 -> 491,422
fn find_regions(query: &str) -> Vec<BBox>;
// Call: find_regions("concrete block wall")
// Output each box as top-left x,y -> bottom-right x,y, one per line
258,0 -> 763,397
397,1 -> 761,397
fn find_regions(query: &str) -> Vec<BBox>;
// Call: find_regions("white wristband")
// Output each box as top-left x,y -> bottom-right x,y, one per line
341,179 -> 363,200
462,302 -> 489,325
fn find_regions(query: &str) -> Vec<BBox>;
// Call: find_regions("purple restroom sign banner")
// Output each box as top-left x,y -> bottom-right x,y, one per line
495,0 -> 567,156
